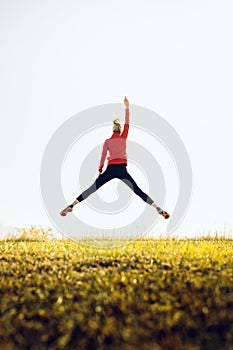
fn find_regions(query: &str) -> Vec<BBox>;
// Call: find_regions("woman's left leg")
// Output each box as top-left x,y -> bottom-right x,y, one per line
60,168 -> 115,216
76,169 -> 114,202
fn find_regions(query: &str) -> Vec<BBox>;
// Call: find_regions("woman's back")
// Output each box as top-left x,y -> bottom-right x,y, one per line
99,108 -> 129,171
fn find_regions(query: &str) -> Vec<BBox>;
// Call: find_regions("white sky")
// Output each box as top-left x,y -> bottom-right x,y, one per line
0,0 -> 233,237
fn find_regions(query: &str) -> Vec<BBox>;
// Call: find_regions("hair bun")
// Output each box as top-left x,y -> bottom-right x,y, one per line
113,118 -> 121,125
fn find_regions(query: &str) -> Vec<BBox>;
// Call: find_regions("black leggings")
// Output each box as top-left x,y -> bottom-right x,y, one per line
76,164 -> 154,205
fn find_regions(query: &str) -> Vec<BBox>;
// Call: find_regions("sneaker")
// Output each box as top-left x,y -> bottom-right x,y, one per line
60,205 -> 73,216
156,206 -> 170,219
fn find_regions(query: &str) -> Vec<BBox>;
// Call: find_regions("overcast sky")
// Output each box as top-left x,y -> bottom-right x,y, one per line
0,0 -> 232,238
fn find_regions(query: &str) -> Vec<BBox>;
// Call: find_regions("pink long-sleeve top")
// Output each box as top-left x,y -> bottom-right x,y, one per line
98,108 -> 129,173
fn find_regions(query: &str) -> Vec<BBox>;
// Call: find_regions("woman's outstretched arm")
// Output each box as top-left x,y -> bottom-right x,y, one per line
121,96 -> 130,138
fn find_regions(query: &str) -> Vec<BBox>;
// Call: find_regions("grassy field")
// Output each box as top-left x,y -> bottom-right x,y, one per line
1,237 -> 233,350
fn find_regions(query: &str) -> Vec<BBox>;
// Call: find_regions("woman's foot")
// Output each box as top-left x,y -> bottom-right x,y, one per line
156,206 -> 170,219
60,205 -> 73,216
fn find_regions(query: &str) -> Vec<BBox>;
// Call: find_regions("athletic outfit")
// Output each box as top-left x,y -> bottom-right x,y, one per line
98,108 -> 130,172
60,106 -> 170,218
76,108 -> 154,205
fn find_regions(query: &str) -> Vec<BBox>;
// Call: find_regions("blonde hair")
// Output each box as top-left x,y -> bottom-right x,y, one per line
112,118 -> 122,133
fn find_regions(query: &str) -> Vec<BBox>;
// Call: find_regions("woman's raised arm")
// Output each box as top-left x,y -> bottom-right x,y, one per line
124,96 -> 129,109
121,96 -> 130,138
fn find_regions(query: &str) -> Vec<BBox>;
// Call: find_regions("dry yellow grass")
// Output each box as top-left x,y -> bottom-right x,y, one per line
1,227 -> 233,349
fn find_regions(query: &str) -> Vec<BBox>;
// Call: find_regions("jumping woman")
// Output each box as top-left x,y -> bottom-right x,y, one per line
60,97 -> 170,219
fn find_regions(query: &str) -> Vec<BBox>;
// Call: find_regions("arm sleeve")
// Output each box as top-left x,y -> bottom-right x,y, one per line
121,108 -> 130,138
98,140 -> 108,173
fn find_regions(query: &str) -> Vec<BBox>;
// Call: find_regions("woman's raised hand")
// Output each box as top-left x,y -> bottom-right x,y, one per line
124,96 -> 129,108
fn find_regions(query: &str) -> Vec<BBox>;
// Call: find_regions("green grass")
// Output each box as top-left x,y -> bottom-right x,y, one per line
1,238 -> 233,350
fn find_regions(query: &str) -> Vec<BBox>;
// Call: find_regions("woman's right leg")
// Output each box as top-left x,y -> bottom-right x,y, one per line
119,167 -> 170,219
119,169 -> 154,205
